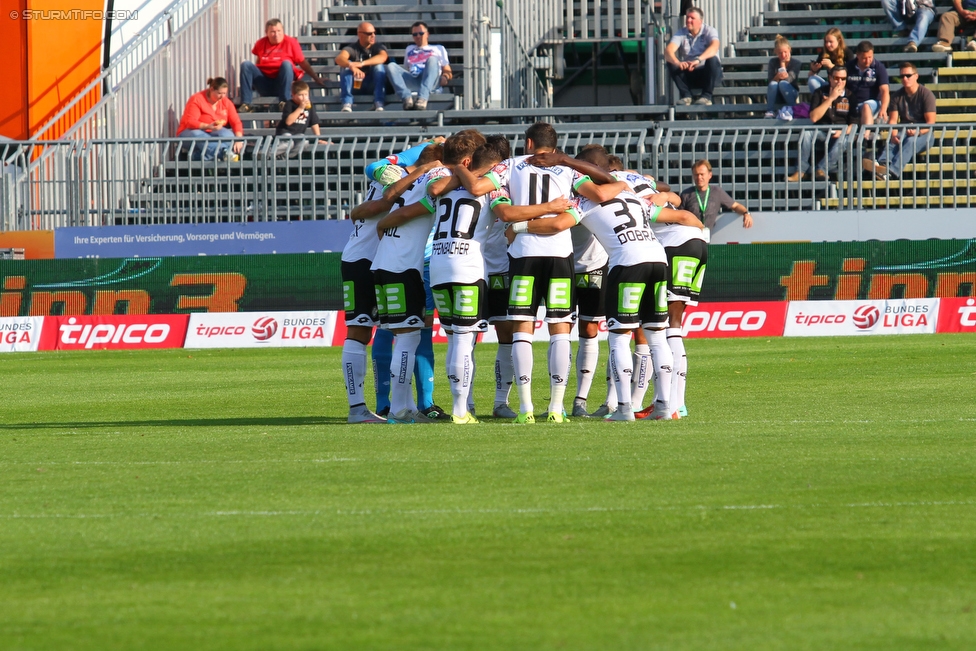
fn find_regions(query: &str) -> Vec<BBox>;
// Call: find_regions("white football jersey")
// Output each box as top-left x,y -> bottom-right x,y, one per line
575,191 -> 667,268
341,180 -> 386,263
371,170 -> 443,274
611,170 -> 658,198
428,186 -> 496,286
571,224 -> 609,273
651,221 -> 706,248
482,188 -> 512,276
486,155 -> 588,259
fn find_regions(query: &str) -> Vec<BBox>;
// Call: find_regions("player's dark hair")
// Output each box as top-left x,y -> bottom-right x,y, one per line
443,129 -> 487,164
417,143 -> 443,166
524,122 -> 558,150
485,134 -> 512,160
607,155 -> 624,171
856,40 -> 874,54
471,142 -> 505,170
576,144 -> 610,171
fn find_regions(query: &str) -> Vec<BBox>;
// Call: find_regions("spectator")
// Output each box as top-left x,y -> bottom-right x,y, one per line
788,66 -> 857,182
335,22 -> 389,112
932,0 -> 976,52
665,7 -> 723,105
176,77 -> 244,161
808,28 -> 852,93
273,81 -> 330,158
239,19 -> 325,113
764,35 -> 802,119
680,160 -> 753,229
846,41 -> 890,130
882,0 -> 936,52
863,62 -> 937,179
387,21 -> 453,111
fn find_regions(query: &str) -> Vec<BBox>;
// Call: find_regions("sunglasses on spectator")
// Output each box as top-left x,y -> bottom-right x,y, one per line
900,73 -> 916,79
412,32 -> 426,36
359,31 -> 375,35
833,75 -> 847,80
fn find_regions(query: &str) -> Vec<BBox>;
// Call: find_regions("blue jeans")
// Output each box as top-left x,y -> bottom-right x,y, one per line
766,81 -> 798,110
881,0 -> 936,45
239,60 -> 295,104
178,128 -> 235,161
808,74 -> 828,93
386,61 -> 442,101
797,128 -> 851,174
878,129 -> 933,177
339,64 -> 388,105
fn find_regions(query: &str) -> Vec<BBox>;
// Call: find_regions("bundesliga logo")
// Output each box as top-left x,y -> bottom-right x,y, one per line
252,317 -> 279,341
852,305 -> 880,330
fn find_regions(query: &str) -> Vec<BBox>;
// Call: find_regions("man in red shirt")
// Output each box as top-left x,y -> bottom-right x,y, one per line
239,19 -> 325,112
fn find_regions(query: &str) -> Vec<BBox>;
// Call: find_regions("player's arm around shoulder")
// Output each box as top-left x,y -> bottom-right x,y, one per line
503,208 -> 580,243
577,179 -> 629,203
383,160 -> 440,201
351,198 -> 394,220
651,204 -> 705,229
376,200 -> 435,236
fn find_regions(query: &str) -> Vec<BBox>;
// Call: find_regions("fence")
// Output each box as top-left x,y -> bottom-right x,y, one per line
4,123 -> 973,231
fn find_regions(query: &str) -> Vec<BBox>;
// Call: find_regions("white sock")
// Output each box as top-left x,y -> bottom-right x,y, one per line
512,332 -> 534,414
631,343 -> 652,410
668,328 -> 687,411
390,330 -> 421,415
341,339 -> 368,409
449,332 -> 475,417
574,335 -> 600,404
548,333 -> 572,415
644,327 -> 674,412
604,353 -> 617,408
608,332 -> 633,410
494,343 -> 514,407
467,340 -> 477,414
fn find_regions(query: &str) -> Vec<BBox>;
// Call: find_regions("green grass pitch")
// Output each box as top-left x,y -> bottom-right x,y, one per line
2,334 -> 975,650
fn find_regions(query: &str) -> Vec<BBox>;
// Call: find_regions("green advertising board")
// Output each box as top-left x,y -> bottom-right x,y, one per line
1,240 -> 974,316
0,254 -> 342,316
705,239 -> 976,302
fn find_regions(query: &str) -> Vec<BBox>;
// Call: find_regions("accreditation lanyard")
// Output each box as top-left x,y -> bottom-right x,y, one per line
695,186 -> 710,217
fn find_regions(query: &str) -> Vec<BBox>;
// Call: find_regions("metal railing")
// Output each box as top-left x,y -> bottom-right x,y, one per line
4,123 -> 975,231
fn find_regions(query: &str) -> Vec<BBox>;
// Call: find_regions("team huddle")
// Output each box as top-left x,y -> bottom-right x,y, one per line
340,122 -> 707,424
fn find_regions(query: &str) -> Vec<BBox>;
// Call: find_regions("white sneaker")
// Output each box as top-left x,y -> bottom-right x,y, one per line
967,40 -> 976,52
373,102 -> 384,111
340,103 -> 352,112
607,406 -> 635,421
348,407 -> 386,424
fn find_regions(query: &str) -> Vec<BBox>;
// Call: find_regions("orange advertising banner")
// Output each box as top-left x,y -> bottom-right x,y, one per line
0,230 -> 55,259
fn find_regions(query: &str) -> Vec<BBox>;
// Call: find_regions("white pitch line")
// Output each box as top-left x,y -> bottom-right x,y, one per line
1,500 -> 973,521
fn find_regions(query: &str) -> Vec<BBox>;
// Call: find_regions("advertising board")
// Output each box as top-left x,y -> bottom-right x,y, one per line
38,314 -> 190,351
784,299 -> 939,337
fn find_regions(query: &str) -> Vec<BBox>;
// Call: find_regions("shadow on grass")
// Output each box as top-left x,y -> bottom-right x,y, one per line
0,416 -> 351,430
